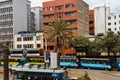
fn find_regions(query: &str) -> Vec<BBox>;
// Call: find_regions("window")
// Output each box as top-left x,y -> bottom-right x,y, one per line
114,16 -> 116,19
37,44 -> 41,48
49,6 -> 53,11
89,21 -> 94,24
56,5 -> 63,10
65,11 -> 76,16
89,27 -> 93,30
23,37 -> 33,41
37,36 -> 41,40
66,3 -> 76,8
108,28 -> 111,31
89,15 -> 93,18
44,7 -> 48,11
17,37 -> 21,41
114,22 -> 116,25
23,44 -> 33,48
17,45 -> 22,48
108,17 -> 111,20
49,46 -> 54,50
115,28 -> 117,31
108,23 -> 111,26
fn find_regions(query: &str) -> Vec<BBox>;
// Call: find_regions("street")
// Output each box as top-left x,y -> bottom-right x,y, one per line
70,69 -> 120,80
0,69 -> 120,80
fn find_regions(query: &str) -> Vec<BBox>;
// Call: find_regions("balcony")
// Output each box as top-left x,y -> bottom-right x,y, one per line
64,7 -> 77,12
63,15 -> 77,21
42,18 -> 55,23
42,11 -> 55,15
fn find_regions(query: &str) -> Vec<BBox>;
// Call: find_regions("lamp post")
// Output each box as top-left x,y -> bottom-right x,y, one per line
44,37 -> 49,69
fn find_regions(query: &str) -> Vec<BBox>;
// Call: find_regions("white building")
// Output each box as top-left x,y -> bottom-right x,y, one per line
106,13 -> 120,34
14,31 -> 43,49
31,7 -> 42,31
0,0 -> 31,48
94,6 -> 110,36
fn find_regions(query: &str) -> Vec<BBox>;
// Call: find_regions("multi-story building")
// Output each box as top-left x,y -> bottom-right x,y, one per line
89,10 -> 94,35
14,31 -> 43,49
106,12 -> 120,34
94,5 -> 120,35
0,0 -> 31,48
42,0 -> 89,55
94,6 -> 109,36
31,7 -> 42,31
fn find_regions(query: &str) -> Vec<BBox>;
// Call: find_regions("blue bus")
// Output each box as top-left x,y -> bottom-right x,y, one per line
116,58 -> 120,71
10,49 -> 41,57
80,58 -> 112,70
14,68 -> 68,80
60,56 -> 78,68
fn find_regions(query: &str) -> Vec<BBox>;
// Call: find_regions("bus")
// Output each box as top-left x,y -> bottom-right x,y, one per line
10,49 -> 41,57
80,58 -> 112,70
60,56 -> 78,68
14,68 -> 68,80
116,58 -> 120,71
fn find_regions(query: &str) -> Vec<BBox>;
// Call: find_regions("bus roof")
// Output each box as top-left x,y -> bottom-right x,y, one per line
15,68 -> 66,73
80,58 -> 110,61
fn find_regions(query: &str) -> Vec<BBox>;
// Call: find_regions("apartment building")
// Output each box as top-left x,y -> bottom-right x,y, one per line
106,13 -> 120,34
0,0 -> 31,48
89,10 -> 94,35
42,0 -> 89,55
94,6 -> 110,36
31,7 -> 42,31
14,31 -> 43,49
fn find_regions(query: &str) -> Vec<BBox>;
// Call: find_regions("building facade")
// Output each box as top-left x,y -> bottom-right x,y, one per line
0,0 -> 31,48
31,7 -> 42,31
42,0 -> 89,55
94,6 -> 110,36
14,31 -> 43,49
89,10 -> 94,35
106,13 -> 120,34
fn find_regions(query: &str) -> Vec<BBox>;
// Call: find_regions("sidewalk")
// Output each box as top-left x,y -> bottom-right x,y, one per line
103,71 -> 120,77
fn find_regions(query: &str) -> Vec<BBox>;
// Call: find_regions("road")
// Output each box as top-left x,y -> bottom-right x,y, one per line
0,69 -> 120,80
70,69 -> 120,80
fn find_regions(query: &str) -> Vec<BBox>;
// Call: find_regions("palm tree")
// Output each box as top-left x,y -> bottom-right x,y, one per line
44,19 -> 74,69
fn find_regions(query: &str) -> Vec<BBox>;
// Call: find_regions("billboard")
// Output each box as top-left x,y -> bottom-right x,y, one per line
50,52 -> 57,69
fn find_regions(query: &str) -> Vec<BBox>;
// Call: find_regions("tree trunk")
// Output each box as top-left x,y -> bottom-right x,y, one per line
3,47 -> 9,80
57,52 -> 60,69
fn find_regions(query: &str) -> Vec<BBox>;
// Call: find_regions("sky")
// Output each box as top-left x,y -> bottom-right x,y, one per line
29,0 -> 120,13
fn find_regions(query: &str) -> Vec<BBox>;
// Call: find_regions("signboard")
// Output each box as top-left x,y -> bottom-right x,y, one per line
22,48 -> 27,57
44,51 -> 49,63
50,52 -> 57,69
21,33 -> 36,37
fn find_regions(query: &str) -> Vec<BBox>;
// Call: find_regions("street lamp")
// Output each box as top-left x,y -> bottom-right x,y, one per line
44,34 -> 49,69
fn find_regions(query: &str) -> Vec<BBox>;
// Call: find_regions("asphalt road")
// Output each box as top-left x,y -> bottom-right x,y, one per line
0,69 -> 120,80
70,69 -> 120,80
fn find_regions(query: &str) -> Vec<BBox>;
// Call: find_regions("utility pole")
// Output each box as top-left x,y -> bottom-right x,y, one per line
3,42 -> 9,80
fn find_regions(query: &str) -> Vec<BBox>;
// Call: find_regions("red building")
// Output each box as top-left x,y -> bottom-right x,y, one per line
89,10 -> 94,35
42,0 -> 89,55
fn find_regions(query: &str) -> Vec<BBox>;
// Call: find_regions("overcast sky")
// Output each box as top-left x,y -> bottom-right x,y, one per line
29,0 -> 120,12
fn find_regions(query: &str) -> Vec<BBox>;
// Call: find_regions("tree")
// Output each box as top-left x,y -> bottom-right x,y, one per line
0,42 -> 10,80
72,36 -> 90,56
44,19 -> 74,69
102,31 -> 117,56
